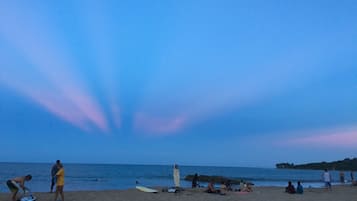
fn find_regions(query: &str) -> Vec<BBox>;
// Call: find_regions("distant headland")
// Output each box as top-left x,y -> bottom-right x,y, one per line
276,158 -> 357,171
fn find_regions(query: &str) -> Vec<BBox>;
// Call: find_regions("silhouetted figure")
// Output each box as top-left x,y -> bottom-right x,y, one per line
192,173 -> 198,188
50,160 -> 61,193
224,180 -> 232,191
351,171 -> 355,182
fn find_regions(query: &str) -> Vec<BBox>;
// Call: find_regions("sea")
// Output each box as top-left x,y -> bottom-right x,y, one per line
0,162 -> 349,192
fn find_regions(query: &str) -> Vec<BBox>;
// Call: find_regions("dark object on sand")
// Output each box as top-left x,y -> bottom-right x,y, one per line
185,175 -> 244,185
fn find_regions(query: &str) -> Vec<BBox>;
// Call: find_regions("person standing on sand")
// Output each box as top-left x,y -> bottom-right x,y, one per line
54,163 -> 65,201
51,160 -> 61,193
323,169 -> 332,190
192,173 -> 199,188
351,171 -> 355,182
6,175 -> 32,201
173,164 -> 180,188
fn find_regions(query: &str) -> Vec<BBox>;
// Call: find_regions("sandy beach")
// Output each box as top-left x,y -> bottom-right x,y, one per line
1,186 -> 356,201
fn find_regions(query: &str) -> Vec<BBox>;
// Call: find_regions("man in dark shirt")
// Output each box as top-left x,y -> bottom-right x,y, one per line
50,160 -> 61,193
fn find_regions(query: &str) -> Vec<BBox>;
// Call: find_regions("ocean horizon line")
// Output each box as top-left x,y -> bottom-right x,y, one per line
0,161 -> 273,169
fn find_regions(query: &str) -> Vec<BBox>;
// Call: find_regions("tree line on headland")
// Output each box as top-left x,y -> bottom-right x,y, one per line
276,158 -> 357,171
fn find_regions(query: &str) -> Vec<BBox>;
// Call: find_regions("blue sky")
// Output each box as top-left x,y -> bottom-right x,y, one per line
1,0 -> 357,167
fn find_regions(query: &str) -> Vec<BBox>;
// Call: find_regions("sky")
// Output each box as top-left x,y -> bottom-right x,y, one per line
0,0 -> 357,167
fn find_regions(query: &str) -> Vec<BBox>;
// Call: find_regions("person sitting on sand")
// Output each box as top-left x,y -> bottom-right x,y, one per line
220,181 -> 227,192
224,180 -> 232,191
7,175 -> 32,201
296,181 -> 303,194
206,180 -> 220,194
240,182 -> 253,192
285,181 -> 296,194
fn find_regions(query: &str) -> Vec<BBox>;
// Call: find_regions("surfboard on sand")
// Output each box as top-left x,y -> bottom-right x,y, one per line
136,185 -> 158,193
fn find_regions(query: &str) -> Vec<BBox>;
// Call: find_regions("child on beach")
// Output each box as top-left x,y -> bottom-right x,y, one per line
6,175 -> 32,201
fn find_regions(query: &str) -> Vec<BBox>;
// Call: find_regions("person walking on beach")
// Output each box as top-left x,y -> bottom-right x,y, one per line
323,169 -> 332,190
54,163 -> 65,201
173,164 -> 180,188
6,175 -> 32,201
51,160 -> 61,193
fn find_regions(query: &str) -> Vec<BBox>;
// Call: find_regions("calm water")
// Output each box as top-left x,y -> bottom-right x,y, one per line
0,163 -> 349,192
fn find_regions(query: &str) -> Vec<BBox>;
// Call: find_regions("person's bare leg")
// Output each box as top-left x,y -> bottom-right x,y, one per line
11,191 -> 16,201
12,190 -> 18,201
60,191 -> 64,201
59,186 -> 64,201
54,187 -> 59,201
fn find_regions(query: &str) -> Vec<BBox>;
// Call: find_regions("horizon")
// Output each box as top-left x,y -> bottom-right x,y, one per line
1,156 -> 355,169
1,0 -> 357,167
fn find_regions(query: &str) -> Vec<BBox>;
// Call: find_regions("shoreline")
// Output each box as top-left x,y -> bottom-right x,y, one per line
1,186 -> 357,201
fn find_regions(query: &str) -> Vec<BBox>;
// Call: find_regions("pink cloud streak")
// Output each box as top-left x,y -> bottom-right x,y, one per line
0,76 -> 89,131
0,3 -> 109,132
281,127 -> 357,147
134,113 -> 186,135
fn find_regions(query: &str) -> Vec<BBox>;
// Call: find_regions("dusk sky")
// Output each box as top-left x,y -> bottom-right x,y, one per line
1,0 -> 357,167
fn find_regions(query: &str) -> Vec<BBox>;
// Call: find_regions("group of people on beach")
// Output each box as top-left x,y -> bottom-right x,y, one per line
191,173 -> 253,195
51,160 -> 65,201
285,181 -> 304,194
322,169 -> 357,190
338,170 -> 356,185
5,160 -> 64,201
285,169 -> 357,195
6,162 -> 357,200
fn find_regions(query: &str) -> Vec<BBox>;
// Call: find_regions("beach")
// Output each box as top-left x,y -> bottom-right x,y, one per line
1,186 -> 356,201
0,163 -> 339,192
